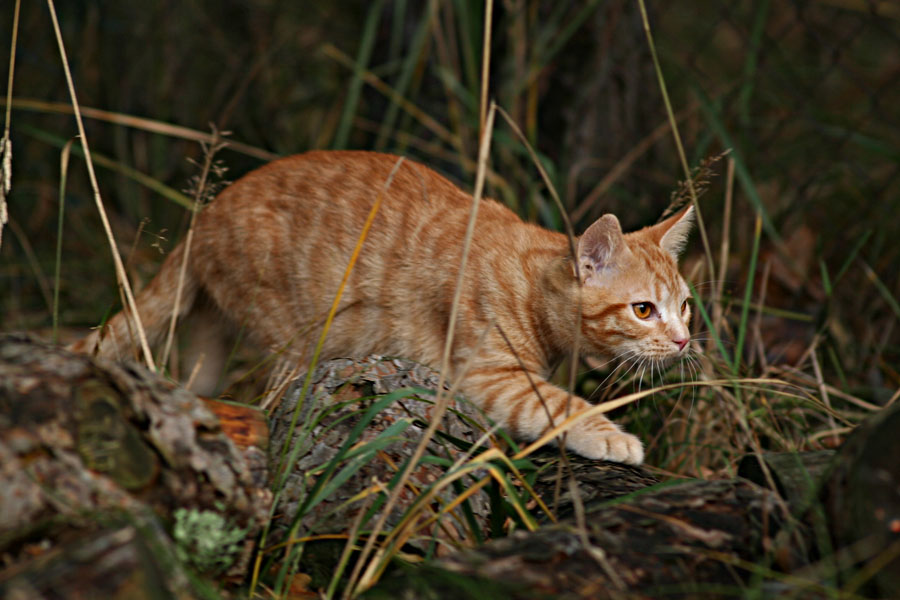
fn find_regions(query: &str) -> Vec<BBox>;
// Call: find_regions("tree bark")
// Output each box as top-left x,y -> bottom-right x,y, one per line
366,477 -> 788,600
0,334 -> 271,594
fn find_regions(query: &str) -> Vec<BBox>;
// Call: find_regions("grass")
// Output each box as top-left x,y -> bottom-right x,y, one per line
2,0 -> 900,598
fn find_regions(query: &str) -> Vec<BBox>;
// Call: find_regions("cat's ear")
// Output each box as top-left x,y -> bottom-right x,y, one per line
650,205 -> 694,259
577,214 -> 624,283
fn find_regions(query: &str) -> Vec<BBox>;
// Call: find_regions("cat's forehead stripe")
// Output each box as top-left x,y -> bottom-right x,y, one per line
584,303 -> 629,321
629,240 -> 681,296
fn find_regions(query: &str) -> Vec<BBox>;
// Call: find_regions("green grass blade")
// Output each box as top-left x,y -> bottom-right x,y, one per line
389,0 -> 408,63
819,259 -> 832,297
688,280 -> 733,368
304,420 -> 414,514
520,0 -> 603,95
452,0 -> 480,94
375,0 -> 436,150
292,388 -> 423,517
833,229 -> 871,286
52,138 -> 74,343
863,262 -> 900,322
735,214 -> 763,373
689,82 -> 782,248
738,0 -> 770,127
20,124 -> 193,210
817,123 -> 900,162
273,388 -> 421,595
332,0 -> 384,149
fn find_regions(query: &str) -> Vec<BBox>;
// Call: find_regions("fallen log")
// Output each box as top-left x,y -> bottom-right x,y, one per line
4,337 -> 897,599
0,334 -> 271,596
367,404 -> 900,599
366,477 -> 791,600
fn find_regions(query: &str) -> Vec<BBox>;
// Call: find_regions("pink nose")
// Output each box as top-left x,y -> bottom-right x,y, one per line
673,338 -> 689,351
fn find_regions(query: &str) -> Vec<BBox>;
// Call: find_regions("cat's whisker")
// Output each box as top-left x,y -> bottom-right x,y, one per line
614,355 -> 642,393
585,350 -> 637,396
606,356 -> 636,388
685,355 -> 700,415
586,352 -> 631,374
585,356 -> 630,402
637,359 -> 649,394
625,358 -> 643,388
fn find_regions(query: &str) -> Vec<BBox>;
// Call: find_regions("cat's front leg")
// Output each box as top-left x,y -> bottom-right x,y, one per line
464,365 -> 644,464
558,407 -> 644,464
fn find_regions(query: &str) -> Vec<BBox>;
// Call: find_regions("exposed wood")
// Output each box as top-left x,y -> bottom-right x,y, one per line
202,397 -> 270,489
202,397 -> 270,453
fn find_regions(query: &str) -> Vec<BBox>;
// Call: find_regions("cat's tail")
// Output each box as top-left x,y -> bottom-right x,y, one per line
69,241 -> 199,364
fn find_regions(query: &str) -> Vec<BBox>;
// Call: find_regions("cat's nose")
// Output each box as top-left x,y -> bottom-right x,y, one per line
673,338 -> 689,351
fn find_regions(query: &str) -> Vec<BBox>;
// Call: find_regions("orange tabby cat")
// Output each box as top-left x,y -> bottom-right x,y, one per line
72,151 -> 693,464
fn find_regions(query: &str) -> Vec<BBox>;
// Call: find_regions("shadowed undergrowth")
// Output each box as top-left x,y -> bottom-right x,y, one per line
1,0 -> 899,597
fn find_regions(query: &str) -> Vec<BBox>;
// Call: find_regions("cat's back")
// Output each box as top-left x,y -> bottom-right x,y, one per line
200,150 -> 476,229
191,150 -> 525,267
186,152 -> 529,338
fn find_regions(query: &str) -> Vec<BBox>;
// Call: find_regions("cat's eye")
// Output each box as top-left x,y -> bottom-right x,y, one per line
632,302 -> 654,319
681,299 -> 689,313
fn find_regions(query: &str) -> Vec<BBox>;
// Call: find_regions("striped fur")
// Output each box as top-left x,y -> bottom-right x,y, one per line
71,151 -> 693,464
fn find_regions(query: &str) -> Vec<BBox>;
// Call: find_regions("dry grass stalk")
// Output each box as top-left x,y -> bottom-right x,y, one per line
350,102 -> 497,596
711,156 -> 736,352
0,0 -> 21,249
660,150 -> 731,222
2,97 -> 277,161
478,0 -> 493,138
45,0 -> 155,370
161,129 -> 229,371
322,43 -> 460,152
637,0 -> 716,282
753,259 -> 772,371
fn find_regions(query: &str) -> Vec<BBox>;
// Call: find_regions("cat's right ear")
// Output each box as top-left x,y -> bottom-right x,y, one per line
576,214 -> 624,284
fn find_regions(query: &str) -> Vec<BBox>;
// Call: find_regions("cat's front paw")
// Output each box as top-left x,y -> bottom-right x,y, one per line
568,429 -> 644,465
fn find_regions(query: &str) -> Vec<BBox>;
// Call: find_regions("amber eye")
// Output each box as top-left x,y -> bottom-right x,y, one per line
632,302 -> 654,319
681,300 -> 688,313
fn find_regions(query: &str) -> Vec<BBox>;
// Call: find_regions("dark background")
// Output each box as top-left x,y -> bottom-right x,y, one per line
3,1 -> 899,434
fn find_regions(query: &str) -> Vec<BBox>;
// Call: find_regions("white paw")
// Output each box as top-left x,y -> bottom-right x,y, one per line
569,429 -> 644,464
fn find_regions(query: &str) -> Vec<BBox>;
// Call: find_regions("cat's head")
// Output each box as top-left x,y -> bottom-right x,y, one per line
574,206 -> 694,362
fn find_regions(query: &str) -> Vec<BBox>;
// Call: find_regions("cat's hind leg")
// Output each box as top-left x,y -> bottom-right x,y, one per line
180,303 -> 230,396
69,242 -> 198,363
